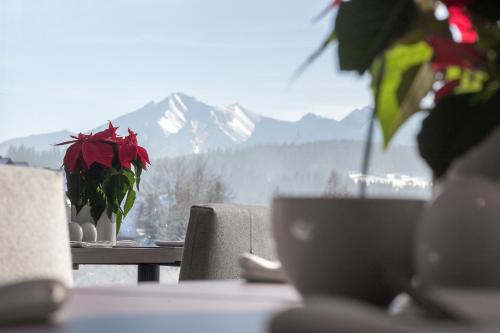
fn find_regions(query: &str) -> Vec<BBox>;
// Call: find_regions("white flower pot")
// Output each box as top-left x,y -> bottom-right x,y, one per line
72,205 -> 116,245
72,205 -> 91,223
96,211 -> 116,245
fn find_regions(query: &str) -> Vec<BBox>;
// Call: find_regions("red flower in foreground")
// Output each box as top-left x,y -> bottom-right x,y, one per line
435,80 -> 460,104
93,122 -> 120,142
57,132 -> 114,173
428,36 -> 484,72
58,122 -> 150,172
447,5 -> 478,43
118,129 -> 150,170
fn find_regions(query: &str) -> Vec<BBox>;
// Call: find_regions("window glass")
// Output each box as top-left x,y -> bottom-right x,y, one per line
1,0 -> 431,284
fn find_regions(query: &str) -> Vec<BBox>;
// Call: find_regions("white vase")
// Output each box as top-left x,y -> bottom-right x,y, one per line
71,205 -> 116,245
96,211 -> 116,245
71,205 -> 92,223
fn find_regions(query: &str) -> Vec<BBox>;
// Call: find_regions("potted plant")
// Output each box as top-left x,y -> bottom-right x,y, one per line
58,122 -> 150,244
308,0 -> 500,179
273,0 -> 500,307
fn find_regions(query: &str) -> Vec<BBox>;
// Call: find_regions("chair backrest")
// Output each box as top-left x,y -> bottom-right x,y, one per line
179,203 -> 276,281
0,166 -> 72,287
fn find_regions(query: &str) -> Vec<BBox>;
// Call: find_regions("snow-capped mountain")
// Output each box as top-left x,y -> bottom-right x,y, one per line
0,92 -> 424,157
92,93 -> 263,157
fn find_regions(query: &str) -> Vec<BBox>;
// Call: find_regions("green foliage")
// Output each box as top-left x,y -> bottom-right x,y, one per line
65,163 -> 142,234
371,41 -> 434,147
304,0 -> 500,176
418,90 -> 500,178
335,0 -> 417,73
132,160 -> 143,191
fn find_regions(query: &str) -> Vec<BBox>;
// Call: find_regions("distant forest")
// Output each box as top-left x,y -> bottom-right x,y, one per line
5,145 -> 64,170
202,140 -> 431,203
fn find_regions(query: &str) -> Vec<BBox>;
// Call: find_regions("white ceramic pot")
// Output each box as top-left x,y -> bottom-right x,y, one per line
71,205 -> 116,245
71,205 -> 92,224
96,211 -> 116,245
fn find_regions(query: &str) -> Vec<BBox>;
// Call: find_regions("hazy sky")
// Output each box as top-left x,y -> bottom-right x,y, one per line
0,0 -> 371,142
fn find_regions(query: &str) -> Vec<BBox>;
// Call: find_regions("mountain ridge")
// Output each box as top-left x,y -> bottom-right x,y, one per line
0,92 -> 424,157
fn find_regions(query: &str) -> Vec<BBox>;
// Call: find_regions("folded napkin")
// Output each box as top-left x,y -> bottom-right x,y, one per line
239,252 -> 287,283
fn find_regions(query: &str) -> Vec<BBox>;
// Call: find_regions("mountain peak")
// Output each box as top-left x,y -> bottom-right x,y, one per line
340,106 -> 372,128
158,93 -> 190,136
166,92 -> 200,104
300,113 -> 323,121
0,96 -> 420,159
226,102 -> 244,110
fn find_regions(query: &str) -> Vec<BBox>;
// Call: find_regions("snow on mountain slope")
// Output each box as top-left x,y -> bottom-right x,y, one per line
0,92 -> 425,158
215,104 -> 259,143
158,93 -> 188,136
92,93 -> 260,157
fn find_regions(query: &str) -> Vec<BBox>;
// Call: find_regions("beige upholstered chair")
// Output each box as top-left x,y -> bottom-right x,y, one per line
0,166 -> 73,287
179,204 -> 276,281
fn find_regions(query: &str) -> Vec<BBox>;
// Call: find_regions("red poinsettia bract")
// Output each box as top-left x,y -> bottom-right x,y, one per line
57,122 -> 150,173
119,129 -> 150,170
428,36 -> 484,72
447,5 -> 478,43
57,133 -> 114,173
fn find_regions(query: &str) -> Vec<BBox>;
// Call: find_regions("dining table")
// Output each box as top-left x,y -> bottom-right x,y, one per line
2,280 -> 301,333
71,245 -> 184,283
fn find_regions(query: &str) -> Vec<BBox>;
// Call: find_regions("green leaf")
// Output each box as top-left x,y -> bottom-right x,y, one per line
418,89 -> 500,178
133,161 -> 143,191
291,30 -> 337,82
123,188 -> 136,217
116,210 -> 123,235
121,168 -> 135,189
89,188 -> 106,223
372,41 -> 434,147
102,173 -> 129,218
66,172 -> 86,209
335,0 -> 417,73
116,174 -> 130,204
447,67 -> 489,96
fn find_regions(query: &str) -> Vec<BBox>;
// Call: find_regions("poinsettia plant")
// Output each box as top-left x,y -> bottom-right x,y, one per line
57,122 -> 150,232
308,0 -> 500,178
